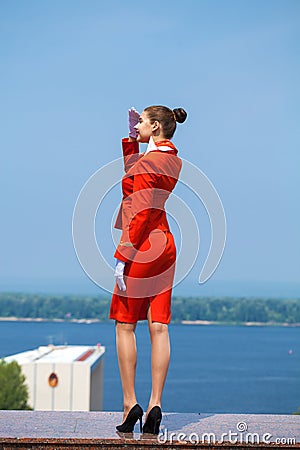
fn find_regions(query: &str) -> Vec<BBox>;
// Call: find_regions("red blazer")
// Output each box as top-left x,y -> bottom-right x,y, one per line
114,138 -> 182,263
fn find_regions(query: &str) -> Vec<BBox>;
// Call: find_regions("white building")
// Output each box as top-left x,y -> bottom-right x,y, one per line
5,344 -> 105,411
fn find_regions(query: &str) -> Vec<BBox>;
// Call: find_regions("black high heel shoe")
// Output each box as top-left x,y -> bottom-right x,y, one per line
116,404 -> 143,433
142,406 -> 162,435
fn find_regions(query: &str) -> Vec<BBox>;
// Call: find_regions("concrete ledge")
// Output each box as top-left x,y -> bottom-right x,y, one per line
0,410 -> 299,449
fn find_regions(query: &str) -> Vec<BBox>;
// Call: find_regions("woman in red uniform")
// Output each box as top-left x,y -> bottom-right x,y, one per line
110,105 -> 187,434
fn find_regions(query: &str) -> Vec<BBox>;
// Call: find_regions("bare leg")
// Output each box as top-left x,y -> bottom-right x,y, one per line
115,321 -> 138,420
146,306 -> 170,417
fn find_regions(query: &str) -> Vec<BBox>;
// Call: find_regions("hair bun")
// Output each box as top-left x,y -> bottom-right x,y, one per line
173,108 -> 187,124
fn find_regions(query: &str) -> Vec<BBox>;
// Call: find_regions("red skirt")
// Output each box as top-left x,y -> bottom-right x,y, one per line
109,230 -> 176,324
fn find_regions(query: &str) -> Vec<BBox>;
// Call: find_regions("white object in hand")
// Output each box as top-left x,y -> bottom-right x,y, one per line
128,107 -> 140,138
114,259 -> 126,291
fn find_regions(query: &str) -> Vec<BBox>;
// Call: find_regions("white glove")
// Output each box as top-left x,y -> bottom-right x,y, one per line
128,107 -> 140,138
114,259 -> 126,291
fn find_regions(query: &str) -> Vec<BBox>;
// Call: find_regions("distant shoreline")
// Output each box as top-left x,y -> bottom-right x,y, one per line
181,320 -> 300,327
0,317 -> 300,327
0,317 -> 101,324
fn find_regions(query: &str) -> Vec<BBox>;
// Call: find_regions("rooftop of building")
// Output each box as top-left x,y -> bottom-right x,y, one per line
4,344 -> 105,366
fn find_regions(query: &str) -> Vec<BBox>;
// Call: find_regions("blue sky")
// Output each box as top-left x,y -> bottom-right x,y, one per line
1,0 -> 299,296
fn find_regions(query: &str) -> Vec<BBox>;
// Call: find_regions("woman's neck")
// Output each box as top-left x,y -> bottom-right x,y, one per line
152,134 -> 167,143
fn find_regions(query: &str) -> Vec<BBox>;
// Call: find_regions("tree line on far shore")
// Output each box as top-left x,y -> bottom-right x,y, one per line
0,293 -> 300,324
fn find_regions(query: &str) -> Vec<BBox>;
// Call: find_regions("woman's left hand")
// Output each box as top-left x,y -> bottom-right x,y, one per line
128,107 -> 140,138
114,259 -> 126,291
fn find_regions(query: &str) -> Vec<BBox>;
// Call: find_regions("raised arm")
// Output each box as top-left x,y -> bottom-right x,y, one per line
114,107 -> 141,230
114,156 -> 158,263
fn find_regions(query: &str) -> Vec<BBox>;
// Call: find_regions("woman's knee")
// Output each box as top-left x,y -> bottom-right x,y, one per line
115,320 -> 137,333
149,321 -> 168,336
